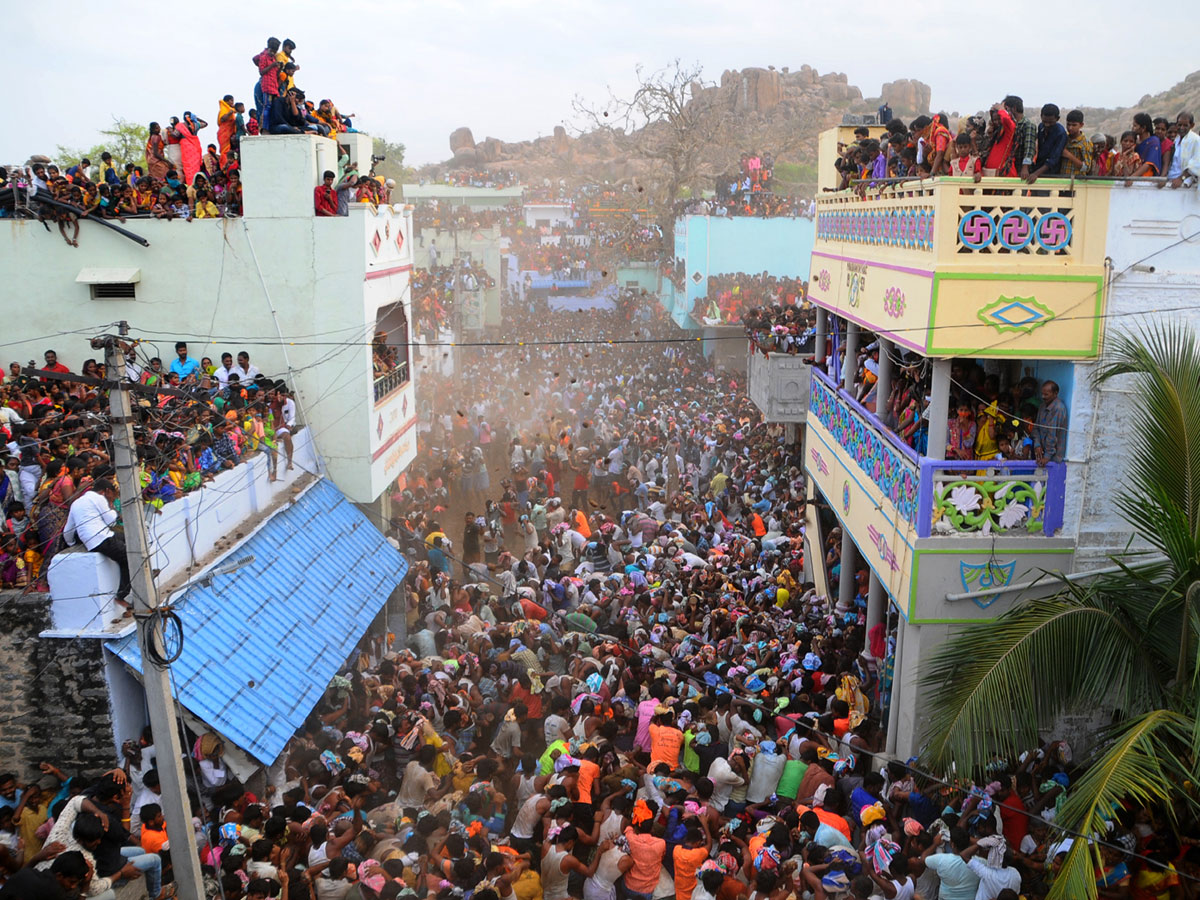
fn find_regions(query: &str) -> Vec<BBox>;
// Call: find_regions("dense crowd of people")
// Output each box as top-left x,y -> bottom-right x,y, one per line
0,278 -> 1189,900
412,203 -> 523,234
0,343 -> 296,595
806,319 -> 1069,465
419,170 -> 521,189
742,305 -> 819,356
830,99 -> 1199,188
691,274 -> 808,327
0,36 -> 363,243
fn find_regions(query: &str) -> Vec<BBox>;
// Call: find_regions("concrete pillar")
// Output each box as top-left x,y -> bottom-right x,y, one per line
926,359 -> 952,460
784,423 -> 798,445
843,321 -> 860,393
815,308 -> 827,371
866,571 -> 885,637
886,612 -> 907,755
877,338 -> 894,426
838,529 -> 857,613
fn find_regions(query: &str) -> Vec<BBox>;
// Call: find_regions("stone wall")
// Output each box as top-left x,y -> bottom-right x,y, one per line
0,594 -> 116,781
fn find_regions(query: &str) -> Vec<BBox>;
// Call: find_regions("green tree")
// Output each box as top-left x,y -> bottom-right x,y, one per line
56,117 -> 149,168
573,60 -> 737,256
920,321 -> 1200,899
370,136 -> 411,183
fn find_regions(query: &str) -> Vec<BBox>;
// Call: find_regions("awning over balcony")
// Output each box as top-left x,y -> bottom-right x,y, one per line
108,478 -> 408,765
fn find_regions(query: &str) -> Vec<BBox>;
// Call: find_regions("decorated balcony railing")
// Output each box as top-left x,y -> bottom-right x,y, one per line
806,369 -> 1067,540
805,368 -> 1075,621
373,361 -> 410,403
808,369 -> 920,524
916,459 -> 1066,538
810,177 -> 1111,359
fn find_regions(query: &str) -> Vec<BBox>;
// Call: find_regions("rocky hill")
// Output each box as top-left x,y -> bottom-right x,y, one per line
430,66 -> 1200,188
1080,70 -> 1200,136
429,65 -> 933,188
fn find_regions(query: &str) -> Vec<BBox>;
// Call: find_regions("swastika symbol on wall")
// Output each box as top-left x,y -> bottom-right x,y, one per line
1000,212 -> 1032,248
1036,212 -> 1072,251
959,211 -> 994,249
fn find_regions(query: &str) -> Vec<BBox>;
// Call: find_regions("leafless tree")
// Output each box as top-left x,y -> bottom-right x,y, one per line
573,60 -> 738,254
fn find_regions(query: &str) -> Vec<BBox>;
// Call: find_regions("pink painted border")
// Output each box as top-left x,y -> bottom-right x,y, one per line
811,250 -> 934,278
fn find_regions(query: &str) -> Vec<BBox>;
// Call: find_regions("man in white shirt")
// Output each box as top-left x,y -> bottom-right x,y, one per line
62,479 -> 130,602
235,351 -> 262,384
706,753 -> 746,814
272,386 -> 298,471
123,348 -> 144,383
1167,111 -> 1200,188
212,352 -> 237,390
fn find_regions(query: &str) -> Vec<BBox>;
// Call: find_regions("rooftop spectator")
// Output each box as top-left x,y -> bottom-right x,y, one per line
825,94 -> 1197,190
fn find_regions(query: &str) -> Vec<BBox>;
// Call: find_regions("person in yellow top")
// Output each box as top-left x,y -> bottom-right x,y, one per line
974,399 -> 1003,462
275,39 -> 297,92
193,189 -> 220,219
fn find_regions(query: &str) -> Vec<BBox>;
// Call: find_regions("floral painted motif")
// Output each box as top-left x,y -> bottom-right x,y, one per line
931,476 -> 1047,534
809,377 -> 919,524
817,269 -> 831,293
883,286 -> 906,319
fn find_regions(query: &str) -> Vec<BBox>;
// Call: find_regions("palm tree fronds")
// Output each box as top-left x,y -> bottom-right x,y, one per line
1048,709 -> 1195,900
919,595 -> 1162,774
1095,323 -> 1200,575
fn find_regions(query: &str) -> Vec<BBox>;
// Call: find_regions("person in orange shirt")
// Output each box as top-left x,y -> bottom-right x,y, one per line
572,507 -> 592,539
672,820 -> 712,900
139,803 -> 170,854
575,745 -> 601,809
648,708 -> 685,771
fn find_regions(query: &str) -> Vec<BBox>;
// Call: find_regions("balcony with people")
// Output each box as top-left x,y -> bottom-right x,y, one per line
803,313 -> 1077,618
809,99 -> 1200,361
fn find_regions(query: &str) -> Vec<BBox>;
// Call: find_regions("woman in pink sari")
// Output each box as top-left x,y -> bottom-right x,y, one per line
178,111 -> 207,186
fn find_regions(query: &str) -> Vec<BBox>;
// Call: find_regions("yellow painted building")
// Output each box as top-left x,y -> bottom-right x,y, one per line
749,139 -> 1200,755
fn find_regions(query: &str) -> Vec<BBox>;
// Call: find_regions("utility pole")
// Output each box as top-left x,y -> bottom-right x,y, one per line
99,323 -> 205,900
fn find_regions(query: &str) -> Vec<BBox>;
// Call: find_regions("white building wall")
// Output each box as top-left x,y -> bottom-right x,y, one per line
1060,185 -> 1200,569
0,134 -> 415,503
524,203 -> 573,229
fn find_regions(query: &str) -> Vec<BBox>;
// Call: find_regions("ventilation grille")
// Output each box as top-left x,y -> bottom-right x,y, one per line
90,283 -> 136,299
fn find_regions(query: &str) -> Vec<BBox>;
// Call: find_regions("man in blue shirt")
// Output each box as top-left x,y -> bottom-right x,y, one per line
169,341 -> 200,384
427,536 -> 450,576
1027,103 -> 1067,184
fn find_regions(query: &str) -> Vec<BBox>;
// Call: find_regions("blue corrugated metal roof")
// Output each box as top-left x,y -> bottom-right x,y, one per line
110,478 -> 408,765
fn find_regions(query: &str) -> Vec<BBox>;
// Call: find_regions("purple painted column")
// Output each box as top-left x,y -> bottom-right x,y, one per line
1043,461 -> 1067,535
915,458 -> 936,538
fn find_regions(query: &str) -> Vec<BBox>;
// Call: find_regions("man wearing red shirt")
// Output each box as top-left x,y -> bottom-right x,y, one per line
252,37 -> 282,131
40,350 -> 71,382
314,171 -> 338,217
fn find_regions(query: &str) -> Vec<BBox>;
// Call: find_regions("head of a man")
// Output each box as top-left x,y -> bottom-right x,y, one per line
95,478 -> 119,503
1041,380 -> 1059,405
43,350 -> 58,368
50,851 -> 89,894
175,341 -> 189,361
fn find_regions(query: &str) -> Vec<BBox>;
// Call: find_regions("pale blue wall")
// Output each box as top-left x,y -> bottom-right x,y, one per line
681,216 -> 816,313
616,264 -> 659,293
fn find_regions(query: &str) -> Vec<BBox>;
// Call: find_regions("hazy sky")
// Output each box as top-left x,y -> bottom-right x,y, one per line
11,0 -> 1197,166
